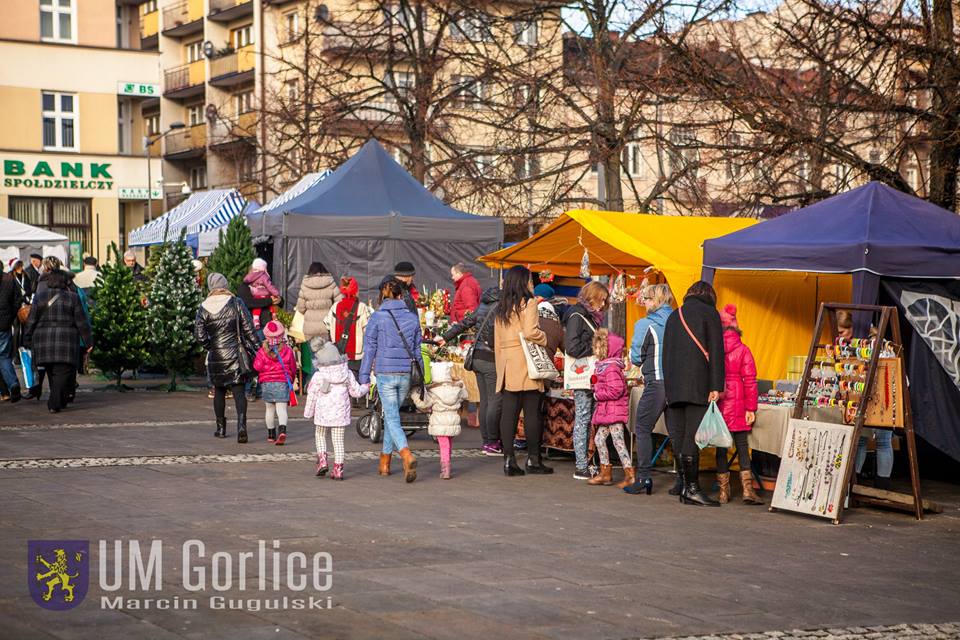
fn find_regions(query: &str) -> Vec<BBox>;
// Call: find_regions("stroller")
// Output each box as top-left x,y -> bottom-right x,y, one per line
355,346 -> 433,443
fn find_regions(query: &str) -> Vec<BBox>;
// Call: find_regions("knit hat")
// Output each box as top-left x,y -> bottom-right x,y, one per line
8,258 -> 22,271
207,272 -> 229,291
431,361 -> 454,384
312,339 -> 344,367
394,261 -> 415,277
263,320 -> 286,346
719,303 -> 739,329
251,258 -> 268,272
191,259 -> 203,273
534,283 -> 555,299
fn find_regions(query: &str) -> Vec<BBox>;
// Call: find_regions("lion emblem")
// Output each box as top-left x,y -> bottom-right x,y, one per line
35,549 -> 81,603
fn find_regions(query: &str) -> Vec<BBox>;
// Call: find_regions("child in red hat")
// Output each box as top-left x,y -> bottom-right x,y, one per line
253,321 -> 298,445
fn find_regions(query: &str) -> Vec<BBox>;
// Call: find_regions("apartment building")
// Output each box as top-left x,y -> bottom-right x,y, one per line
0,0 -> 162,262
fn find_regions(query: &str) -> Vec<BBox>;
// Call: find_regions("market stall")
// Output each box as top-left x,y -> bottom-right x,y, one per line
128,188 -> 250,249
0,217 -> 69,268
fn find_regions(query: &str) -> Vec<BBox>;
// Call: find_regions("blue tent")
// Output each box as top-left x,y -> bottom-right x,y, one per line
247,139 -> 503,301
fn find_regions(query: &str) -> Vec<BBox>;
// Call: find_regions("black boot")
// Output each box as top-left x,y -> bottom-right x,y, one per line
9,385 -> 21,404
668,458 -> 684,496
267,428 -> 277,443
503,454 -> 525,476
525,455 -> 554,475
237,412 -> 248,444
214,417 -> 227,438
680,454 -> 719,506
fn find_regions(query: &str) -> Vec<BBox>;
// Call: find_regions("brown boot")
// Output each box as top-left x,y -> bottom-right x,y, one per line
399,448 -> 418,483
616,467 -> 636,489
717,472 -> 731,504
378,453 -> 392,476
588,464 -> 613,486
741,470 -> 764,505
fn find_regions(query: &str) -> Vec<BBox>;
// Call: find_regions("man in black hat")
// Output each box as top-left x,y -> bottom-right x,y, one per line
24,254 -> 42,293
393,261 -> 420,313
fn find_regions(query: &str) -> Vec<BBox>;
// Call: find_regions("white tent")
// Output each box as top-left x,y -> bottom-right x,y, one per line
0,217 -> 69,270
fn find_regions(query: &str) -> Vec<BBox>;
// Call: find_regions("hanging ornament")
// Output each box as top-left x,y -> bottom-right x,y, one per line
579,248 -> 590,279
610,272 -> 626,304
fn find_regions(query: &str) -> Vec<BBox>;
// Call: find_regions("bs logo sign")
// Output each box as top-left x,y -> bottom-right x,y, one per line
28,540 -> 89,610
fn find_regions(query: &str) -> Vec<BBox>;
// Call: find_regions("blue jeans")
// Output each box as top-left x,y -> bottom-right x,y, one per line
573,389 -> 593,471
856,429 -> 894,478
377,374 -> 411,455
0,330 -> 20,390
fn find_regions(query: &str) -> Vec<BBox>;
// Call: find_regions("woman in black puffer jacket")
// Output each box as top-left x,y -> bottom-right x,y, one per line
195,272 -> 259,442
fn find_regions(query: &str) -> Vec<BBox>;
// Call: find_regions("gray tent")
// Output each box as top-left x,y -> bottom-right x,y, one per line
247,139 -> 504,303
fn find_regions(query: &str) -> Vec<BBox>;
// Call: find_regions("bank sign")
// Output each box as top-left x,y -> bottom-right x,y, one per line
2,159 -> 114,191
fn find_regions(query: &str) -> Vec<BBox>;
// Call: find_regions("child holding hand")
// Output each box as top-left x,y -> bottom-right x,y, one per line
412,362 -> 468,479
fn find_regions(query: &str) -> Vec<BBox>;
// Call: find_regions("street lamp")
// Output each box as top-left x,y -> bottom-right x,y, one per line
144,122 -> 186,222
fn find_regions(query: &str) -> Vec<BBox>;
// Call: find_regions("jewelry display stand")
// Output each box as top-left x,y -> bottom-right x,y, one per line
770,303 -> 923,524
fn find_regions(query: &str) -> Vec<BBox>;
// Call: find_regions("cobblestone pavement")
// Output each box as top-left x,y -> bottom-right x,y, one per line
1,385 -> 959,640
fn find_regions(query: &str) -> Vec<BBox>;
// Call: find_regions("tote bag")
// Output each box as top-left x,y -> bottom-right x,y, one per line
695,401 -> 734,449
288,310 -> 307,343
519,332 -> 559,381
563,313 -> 597,390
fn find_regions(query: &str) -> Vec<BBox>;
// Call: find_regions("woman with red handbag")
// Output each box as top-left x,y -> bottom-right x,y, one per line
253,321 -> 298,445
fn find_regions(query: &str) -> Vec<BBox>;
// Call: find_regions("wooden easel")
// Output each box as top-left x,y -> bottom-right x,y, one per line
790,303 -> 923,523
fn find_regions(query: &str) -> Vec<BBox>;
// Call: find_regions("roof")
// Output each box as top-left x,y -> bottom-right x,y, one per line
255,171 -> 332,214
128,189 -> 248,247
0,217 -> 69,244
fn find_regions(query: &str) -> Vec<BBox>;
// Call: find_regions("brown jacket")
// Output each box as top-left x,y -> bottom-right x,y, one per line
494,299 -> 547,392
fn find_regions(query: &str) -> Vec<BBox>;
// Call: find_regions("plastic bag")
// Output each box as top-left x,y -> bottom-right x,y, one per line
18,347 -> 35,389
695,401 -> 734,449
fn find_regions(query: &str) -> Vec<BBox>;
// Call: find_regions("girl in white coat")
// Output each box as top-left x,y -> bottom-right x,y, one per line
412,362 -> 468,479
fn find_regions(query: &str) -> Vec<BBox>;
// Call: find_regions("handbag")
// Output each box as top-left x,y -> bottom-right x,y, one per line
386,309 -> 426,399
17,304 -> 31,325
695,401 -> 733,449
272,344 -> 298,407
678,307 -> 709,361
563,312 -> 597,390
463,304 -> 496,372
519,332 -> 559,381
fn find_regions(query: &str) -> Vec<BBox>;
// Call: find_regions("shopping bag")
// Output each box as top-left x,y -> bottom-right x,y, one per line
519,332 -> 559,381
18,347 -> 35,389
288,310 -> 307,342
695,401 -> 734,449
563,353 -> 596,390
288,387 -> 299,407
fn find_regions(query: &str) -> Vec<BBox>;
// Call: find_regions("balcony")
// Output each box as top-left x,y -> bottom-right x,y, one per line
162,0 -> 203,38
210,113 -> 257,152
163,61 -> 205,100
321,22 -> 425,59
326,100 -> 404,134
163,125 -> 207,160
140,9 -> 159,49
208,46 -> 256,87
208,0 -> 253,23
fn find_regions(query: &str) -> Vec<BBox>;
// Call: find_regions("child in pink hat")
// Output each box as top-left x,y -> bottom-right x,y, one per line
253,321 -> 298,445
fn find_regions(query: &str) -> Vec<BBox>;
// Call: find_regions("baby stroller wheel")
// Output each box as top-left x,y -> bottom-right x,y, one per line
404,428 -> 417,437
356,413 -> 372,439
369,412 -> 383,443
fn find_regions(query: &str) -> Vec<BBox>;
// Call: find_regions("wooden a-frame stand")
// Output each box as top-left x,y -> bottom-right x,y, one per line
788,303 -> 923,523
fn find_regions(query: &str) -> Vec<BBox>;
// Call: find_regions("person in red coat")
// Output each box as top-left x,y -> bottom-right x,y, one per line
587,329 -> 635,488
450,263 -> 481,323
715,304 -> 762,505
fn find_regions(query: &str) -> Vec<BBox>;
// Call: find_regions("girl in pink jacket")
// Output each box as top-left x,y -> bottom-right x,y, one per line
587,329 -> 635,488
716,304 -> 762,505
303,337 -> 368,480
252,321 -> 298,446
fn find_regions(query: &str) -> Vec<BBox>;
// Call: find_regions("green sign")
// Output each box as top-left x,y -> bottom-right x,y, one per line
119,187 -> 163,200
2,159 -> 113,190
118,82 -> 160,97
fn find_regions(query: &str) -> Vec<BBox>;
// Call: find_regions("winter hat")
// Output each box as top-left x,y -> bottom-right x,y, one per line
251,258 -> 268,272
263,320 -> 286,346
312,340 -> 344,367
431,361 -> 454,384
8,258 -> 22,271
207,272 -> 229,291
534,283 -> 555,299
191,259 -> 203,273
394,261 -> 415,277
719,303 -> 739,329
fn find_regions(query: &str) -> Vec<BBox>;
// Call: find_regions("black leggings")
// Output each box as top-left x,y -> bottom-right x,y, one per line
214,384 -> 247,420
716,431 -> 751,473
500,390 -> 543,459
665,402 -> 708,458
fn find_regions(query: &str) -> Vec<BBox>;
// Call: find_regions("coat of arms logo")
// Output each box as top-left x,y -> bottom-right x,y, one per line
28,540 -> 89,610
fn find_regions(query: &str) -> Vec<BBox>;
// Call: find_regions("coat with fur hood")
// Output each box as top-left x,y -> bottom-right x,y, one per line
295,273 -> 342,340
303,359 -> 368,427
591,333 -> 629,426
412,381 -> 468,437
195,292 -> 259,386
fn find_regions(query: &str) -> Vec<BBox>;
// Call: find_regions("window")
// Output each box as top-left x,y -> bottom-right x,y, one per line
145,113 -> 160,136
238,155 -> 256,182
451,12 -> 492,41
453,75 -> 484,108
868,148 -> 882,165
186,40 -> 203,63
514,20 -> 538,46
384,4 -> 417,31
142,0 -> 158,13
285,79 -> 299,103
514,154 -> 539,180
385,71 -> 414,102
622,140 -> 642,177
189,166 -> 207,190
797,152 -> 810,183
232,24 -> 254,48
42,91 -> 77,151
474,152 -> 496,177
725,133 -> 741,180
187,103 -> 205,127
10,197 -> 91,252
235,90 -> 254,114
40,0 -> 74,43
284,11 -> 300,42
668,128 -> 698,178
905,165 -> 919,191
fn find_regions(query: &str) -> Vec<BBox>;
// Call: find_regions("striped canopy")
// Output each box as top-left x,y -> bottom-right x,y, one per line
128,189 -> 247,247
254,170 -> 331,214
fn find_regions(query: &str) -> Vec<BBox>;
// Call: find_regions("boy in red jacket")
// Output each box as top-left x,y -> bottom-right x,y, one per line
587,329 -> 635,488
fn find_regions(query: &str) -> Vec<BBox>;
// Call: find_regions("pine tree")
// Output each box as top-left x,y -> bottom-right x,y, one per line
207,216 -> 256,293
147,229 -> 202,390
89,244 -> 149,388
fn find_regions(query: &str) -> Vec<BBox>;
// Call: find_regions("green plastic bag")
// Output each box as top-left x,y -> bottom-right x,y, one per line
421,344 -> 432,385
695,401 -> 734,449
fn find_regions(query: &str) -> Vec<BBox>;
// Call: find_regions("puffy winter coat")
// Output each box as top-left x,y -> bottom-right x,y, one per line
443,286 -> 498,360
295,273 -> 342,340
194,293 -> 260,387
451,272 -> 482,322
629,304 -> 671,382
253,344 -> 298,385
243,270 -> 280,298
304,361 -> 368,427
591,333 -> 629,426
412,381 -> 468,437
718,329 -> 758,432
563,303 -> 599,359
662,294 -> 725,406
22,287 -> 91,366
358,298 -> 424,385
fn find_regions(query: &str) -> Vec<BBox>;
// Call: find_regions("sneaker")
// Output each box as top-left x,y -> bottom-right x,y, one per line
481,443 -> 501,456
573,468 -> 592,480
514,439 -> 527,451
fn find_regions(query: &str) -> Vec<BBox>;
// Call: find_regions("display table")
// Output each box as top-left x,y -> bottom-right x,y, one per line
449,363 -> 480,403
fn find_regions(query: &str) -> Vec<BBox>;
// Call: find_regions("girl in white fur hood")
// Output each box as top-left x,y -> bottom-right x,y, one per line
411,362 -> 468,479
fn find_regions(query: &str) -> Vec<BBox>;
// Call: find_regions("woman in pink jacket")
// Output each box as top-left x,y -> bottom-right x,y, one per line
587,329 -> 635,488
716,305 -> 763,505
252,321 -> 298,446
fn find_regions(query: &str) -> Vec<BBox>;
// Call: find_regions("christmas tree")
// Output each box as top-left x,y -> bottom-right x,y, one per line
89,244 -> 149,388
207,216 -> 256,292
147,229 -> 202,390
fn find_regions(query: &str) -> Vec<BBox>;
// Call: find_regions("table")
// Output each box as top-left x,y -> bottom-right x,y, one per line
449,363 -> 480,403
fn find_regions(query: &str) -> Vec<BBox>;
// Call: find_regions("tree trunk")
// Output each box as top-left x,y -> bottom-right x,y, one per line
603,153 -> 624,212
926,0 -> 960,211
